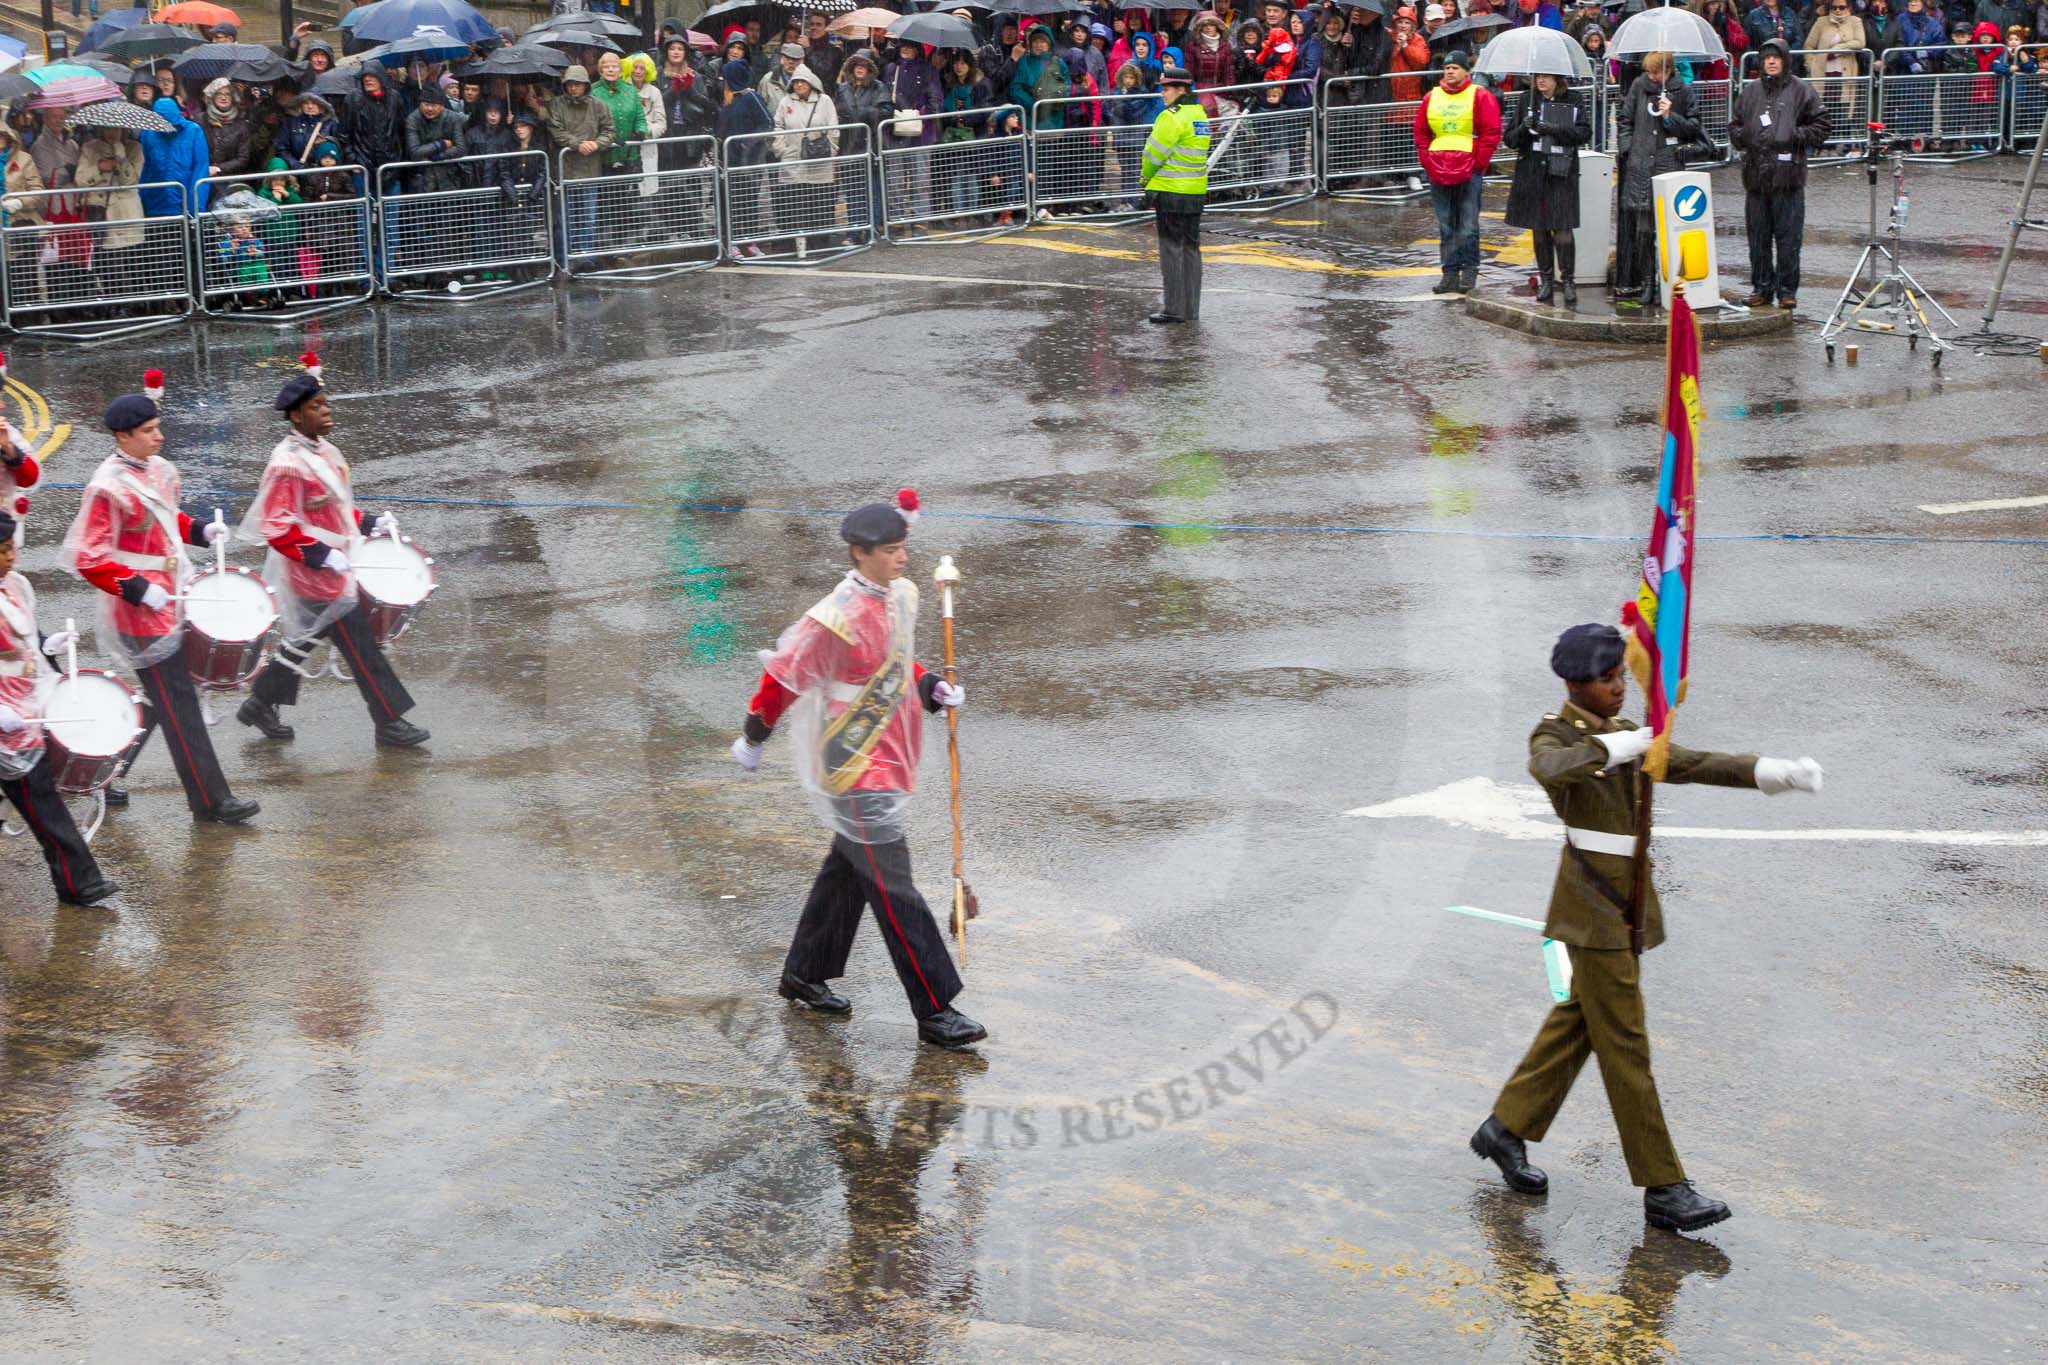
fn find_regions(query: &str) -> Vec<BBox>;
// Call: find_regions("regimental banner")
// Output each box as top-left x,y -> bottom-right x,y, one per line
1621,291 -> 1703,781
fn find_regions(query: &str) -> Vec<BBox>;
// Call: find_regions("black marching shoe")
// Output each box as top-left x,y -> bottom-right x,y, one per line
1146,311 -> 1185,325
1431,270 -> 1458,294
1644,1181 -> 1731,1233
237,696 -> 295,740
58,878 -> 120,907
918,1008 -> 988,1050
1470,1115 -> 1549,1195
198,795 -> 260,825
102,784 -> 129,808
375,718 -> 431,748
778,971 -> 851,1015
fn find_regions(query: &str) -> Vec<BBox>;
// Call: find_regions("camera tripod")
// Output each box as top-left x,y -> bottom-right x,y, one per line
1821,126 -> 1954,366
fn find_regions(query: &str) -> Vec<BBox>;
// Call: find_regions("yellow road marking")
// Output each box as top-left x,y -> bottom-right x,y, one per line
5,376 -> 69,464
996,233 -> 1450,279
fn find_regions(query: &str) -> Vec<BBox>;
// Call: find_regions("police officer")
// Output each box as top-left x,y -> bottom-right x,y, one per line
1470,623 -> 1822,1233
1141,66 -> 1209,325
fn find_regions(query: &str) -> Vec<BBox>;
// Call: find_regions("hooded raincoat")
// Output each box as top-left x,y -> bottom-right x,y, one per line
138,97 -> 211,215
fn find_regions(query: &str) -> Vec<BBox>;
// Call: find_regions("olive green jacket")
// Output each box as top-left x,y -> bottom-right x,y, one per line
1529,701 -> 1758,952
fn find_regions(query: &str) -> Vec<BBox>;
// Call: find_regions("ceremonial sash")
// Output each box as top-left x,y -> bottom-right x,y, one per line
816,592 -> 913,795
277,437 -> 357,549
107,464 -> 186,575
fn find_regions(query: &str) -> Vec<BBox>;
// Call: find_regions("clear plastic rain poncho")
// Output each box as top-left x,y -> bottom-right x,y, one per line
59,451 -> 192,671
236,431 -> 361,643
0,568 -> 51,781
761,571 -> 925,845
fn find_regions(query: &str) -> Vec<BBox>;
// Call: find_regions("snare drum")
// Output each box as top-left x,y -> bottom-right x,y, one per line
352,533 -> 436,646
183,565 -> 278,689
41,669 -> 145,795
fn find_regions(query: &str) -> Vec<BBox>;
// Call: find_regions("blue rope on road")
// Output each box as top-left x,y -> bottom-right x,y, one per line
39,483 -> 2048,548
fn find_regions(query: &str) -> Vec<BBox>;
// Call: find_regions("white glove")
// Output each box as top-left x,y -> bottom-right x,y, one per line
1755,756 -> 1824,795
139,582 -> 171,611
40,629 -> 76,657
322,548 -> 352,575
1592,727 -> 1655,764
0,704 -> 23,735
932,680 -> 965,708
371,514 -> 397,536
732,736 -> 763,772
203,521 -> 232,545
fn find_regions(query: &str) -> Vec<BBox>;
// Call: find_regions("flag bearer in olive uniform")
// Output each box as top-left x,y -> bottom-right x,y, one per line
1471,623 -> 1823,1233
1141,66 -> 1209,325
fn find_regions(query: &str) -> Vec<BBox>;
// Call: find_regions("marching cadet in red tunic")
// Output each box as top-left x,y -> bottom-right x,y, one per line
59,377 -> 258,824
0,509 -> 117,905
234,360 -> 429,748
734,490 -> 986,1050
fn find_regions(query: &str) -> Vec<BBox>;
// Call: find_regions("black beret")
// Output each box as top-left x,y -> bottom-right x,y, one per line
103,393 -> 159,433
839,502 -> 910,547
1551,623 -> 1626,682
274,372 -> 324,413
1160,66 -> 1194,84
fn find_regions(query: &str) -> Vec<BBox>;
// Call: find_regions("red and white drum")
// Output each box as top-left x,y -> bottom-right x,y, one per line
352,532 -> 436,646
40,669 -> 145,795
183,565 -> 278,689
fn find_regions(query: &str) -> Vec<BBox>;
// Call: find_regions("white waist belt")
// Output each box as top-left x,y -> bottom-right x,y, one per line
0,660 -> 27,677
1565,827 -> 1637,857
109,548 -> 175,570
826,682 -> 863,703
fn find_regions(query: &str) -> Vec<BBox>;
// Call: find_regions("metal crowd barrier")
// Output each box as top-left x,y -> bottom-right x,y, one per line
0,182 -> 191,341
721,122 -> 874,264
377,149 -> 556,300
1740,49 -> 1873,162
2012,50 -> 2048,148
1204,79 -> 1317,211
1878,45 -> 2008,162
560,136 -> 722,283
881,106 -> 1029,242
194,166 -> 374,321
1029,90 -> 1156,221
1495,80 -> 1600,168
1319,77 -> 1429,201
1689,77 -> 1734,160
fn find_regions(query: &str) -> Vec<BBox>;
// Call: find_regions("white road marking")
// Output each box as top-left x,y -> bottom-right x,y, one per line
1345,776 -> 2048,846
1918,494 -> 2048,515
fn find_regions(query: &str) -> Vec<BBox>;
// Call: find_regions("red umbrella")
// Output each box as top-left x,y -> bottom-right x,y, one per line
154,2 -> 243,26
685,29 -> 718,52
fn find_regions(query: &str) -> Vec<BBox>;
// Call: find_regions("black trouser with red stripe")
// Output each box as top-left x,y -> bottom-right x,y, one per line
130,652 -> 234,816
786,834 -> 962,1021
249,601 -> 414,722
2,753 -> 104,900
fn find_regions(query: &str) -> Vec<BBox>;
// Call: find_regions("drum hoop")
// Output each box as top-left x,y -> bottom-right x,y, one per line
356,533 -> 437,610
43,668 -> 145,758
185,564 -> 280,645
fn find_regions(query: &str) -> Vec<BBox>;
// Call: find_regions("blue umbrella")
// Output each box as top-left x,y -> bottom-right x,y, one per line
339,2 -> 388,31
78,7 -> 149,56
350,0 -> 497,45
365,29 -> 478,65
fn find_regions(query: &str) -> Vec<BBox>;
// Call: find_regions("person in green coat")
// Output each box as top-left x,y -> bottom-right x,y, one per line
591,52 -> 649,173
1471,623 -> 1823,1234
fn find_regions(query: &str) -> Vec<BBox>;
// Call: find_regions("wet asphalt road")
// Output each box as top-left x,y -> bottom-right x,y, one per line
2,157 -> 2045,1361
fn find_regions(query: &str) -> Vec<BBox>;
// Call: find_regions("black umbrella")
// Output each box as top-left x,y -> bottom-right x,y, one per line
171,42 -> 288,82
310,67 -> 359,98
526,11 -> 643,40
695,0 -> 784,34
471,44 -> 570,78
0,72 -> 36,103
1340,0 -> 1386,15
1430,13 -> 1510,45
529,29 -> 626,54
64,98 -> 176,134
790,0 -> 857,13
988,0 -> 1082,16
70,53 -> 145,81
887,12 -> 977,46
95,23 -> 204,62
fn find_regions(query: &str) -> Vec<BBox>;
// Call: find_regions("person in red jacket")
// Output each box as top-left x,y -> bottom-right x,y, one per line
733,489 -> 985,1051
234,358 -> 430,750
1411,48 -> 1502,293
59,377 -> 258,823
1254,0 -> 1299,80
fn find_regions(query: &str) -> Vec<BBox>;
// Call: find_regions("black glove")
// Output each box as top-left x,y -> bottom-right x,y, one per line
742,712 -> 773,744
917,671 -> 944,713
117,574 -> 152,606
301,542 -> 333,571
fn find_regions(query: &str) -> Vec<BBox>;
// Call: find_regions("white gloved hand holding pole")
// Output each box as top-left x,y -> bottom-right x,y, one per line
1592,727 -> 1655,764
932,680 -> 964,708
0,704 -> 24,735
322,548 -> 351,576
371,513 -> 398,537
732,736 -> 763,772
39,629 -> 77,657
1755,756 -> 1824,795
139,582 -> 171,611
203,520 -> 232,545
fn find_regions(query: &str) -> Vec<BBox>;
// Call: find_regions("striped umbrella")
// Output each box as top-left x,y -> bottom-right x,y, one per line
22,66 -> 126,110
